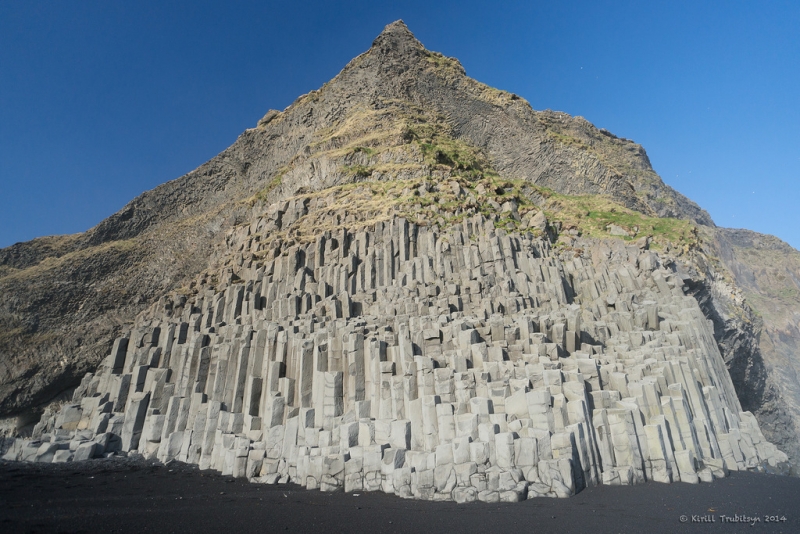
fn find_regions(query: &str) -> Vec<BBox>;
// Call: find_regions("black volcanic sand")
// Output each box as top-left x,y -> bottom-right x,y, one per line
0,458 -> 797,534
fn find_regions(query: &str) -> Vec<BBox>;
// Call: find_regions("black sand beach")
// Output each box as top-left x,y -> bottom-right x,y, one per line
0,458 -> 796,534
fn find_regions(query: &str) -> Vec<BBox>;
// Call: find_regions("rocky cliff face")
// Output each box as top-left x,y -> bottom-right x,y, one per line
2,206 -> 787,499
0,21 -> 797,488
703,228 -> 800,472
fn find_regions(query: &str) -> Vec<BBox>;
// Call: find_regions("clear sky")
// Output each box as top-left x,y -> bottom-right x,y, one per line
1,1 -> 798,249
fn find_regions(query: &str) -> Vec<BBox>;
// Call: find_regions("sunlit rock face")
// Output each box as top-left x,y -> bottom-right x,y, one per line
0,21 -> 794,501
7,211 -> 785,501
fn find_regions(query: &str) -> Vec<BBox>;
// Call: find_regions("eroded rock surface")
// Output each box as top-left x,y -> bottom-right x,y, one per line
0,21 -> 715,417
4,213 -> 787,501
0,20 -> 798,496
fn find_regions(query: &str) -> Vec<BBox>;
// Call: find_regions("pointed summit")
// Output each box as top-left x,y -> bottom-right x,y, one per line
370,19 -> 426,60
378,19 -> 411,34
374,19 -> 420,44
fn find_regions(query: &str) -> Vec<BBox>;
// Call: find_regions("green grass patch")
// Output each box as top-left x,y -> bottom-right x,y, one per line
402,122 -> 487,178
254,166 -> 289,202
541,190 -> 698,249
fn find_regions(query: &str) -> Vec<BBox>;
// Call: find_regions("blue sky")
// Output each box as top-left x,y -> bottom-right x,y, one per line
1,1 -> 798,249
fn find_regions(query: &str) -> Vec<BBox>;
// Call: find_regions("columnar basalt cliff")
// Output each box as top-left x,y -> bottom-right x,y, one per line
1,21 -> 798,496
3,210 -> 787,500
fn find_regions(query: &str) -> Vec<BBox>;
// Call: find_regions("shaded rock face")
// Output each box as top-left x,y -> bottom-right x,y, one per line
703,228 -> 800,473
0,19 -> 797,488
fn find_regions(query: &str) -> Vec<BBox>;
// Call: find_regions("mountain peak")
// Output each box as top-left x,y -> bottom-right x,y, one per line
371,19 -> 425,56
2,17 -> 797,487
376,19 -> 414,39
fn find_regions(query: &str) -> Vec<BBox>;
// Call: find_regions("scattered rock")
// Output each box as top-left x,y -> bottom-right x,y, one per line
529,211 -> 547,231
607,224 -> 629,237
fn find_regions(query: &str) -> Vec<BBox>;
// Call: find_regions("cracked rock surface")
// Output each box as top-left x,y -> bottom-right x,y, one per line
1,20 -> 798,498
